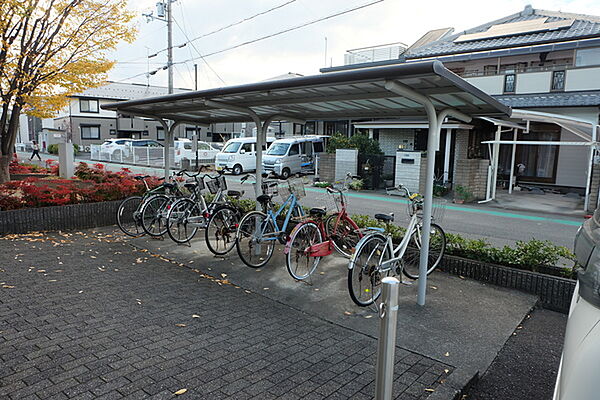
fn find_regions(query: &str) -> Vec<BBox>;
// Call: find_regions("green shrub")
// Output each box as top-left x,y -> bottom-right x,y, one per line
47,144 -> 58,154
348,179 -> 363,191
314,181 -> 333,188
327,132 -> 383,155
47,143 -> 79,155
454,185 -> 473,202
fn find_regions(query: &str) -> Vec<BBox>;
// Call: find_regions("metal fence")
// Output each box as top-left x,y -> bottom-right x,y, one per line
90,144 -> 214,168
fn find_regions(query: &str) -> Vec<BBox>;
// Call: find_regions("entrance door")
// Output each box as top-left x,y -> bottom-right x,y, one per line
498,124 -> 560,184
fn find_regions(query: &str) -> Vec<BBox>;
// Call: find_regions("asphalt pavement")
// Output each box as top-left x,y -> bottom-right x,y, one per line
17,151 -> 582,249
463,308 -> 566,400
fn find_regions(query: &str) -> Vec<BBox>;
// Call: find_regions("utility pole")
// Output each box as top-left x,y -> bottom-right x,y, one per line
194,64 -> 198,91
166,0 -> 173,94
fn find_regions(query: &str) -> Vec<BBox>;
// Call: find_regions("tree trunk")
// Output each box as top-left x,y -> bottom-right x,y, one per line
0,153 -> 11,184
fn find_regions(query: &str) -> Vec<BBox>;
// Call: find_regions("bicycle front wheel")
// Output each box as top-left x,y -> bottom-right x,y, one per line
166,198 -> 203,244
141,195 -> 170,237
325,213 -> 363,258
205,205 -> 240,255
236,211 -> 276,268
286,221 -> 322,281
402,223 -> 446,280
117,196 -> 144,237
348,233 -> 393,307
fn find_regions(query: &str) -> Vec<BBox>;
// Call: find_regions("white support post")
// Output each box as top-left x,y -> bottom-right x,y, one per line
585,126 -> 596,212
508,128 -> 517,194
146,146 -> 150,166
491,125 -> 501,200
384,80 -> 471,306
443,128 -> 452,184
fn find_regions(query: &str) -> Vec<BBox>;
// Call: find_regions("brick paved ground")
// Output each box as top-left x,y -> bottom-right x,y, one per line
0,229 -> 452,399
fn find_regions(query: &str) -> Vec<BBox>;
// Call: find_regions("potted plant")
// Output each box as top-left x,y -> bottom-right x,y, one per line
348,178 -> 363,191
454,185 -> 473,204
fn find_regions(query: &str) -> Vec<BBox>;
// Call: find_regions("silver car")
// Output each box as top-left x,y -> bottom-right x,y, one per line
553,209 -> 600,400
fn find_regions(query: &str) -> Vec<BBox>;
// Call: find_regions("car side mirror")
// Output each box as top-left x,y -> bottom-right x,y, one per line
240,149 -> 246,154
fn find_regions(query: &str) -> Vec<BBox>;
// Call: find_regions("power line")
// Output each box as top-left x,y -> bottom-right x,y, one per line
173,17 -> 227,85
150,0 -> 297,58
173,0 -> 384,66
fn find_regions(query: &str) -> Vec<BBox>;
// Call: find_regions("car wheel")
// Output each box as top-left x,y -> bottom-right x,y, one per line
281,168 -> 291,180
232,164 -> 243,175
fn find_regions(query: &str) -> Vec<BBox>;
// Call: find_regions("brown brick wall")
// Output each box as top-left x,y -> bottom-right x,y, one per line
317,153 -> 336,183
454,159 -> 489,200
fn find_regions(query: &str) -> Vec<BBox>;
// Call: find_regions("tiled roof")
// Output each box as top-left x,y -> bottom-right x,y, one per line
494,91 -> 600,108
74,82 -> 190,100
407,7 -> 600,59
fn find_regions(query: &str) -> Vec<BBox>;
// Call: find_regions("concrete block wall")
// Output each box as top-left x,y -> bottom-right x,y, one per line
335,149 -> 358,182
452,130 -> 469,184
587,164 -> 600,212
317,153 -> 336,183
378,129 -> 414,156
395,151 -> 421,193
454,159 -> 489,200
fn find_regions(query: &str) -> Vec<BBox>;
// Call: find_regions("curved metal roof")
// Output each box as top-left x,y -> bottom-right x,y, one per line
102,61 -> 510,124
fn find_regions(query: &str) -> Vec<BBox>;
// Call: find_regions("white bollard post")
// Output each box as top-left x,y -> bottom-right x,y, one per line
58,143 -> 74,178
375,277 -> 400,400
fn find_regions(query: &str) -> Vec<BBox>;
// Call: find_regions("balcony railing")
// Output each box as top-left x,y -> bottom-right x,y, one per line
455,63 -> 577,78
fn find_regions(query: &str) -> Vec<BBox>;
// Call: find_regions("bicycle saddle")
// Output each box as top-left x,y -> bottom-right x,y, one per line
309,207 -> 327,217
257,194 -> 271,204
184,182 -> 198,190
227,190 -> 243,199
375,213 -> 394,223
163,183 -> 176,189
134,175 -> 151,181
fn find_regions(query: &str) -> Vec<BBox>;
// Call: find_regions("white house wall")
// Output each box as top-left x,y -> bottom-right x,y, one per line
464,75 -> 505,95
565,66 -> 600,91
515,71 -> 551,94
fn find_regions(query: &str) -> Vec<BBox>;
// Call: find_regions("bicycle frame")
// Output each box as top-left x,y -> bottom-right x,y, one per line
259,193 -> 301,241
350,210 -> 421,273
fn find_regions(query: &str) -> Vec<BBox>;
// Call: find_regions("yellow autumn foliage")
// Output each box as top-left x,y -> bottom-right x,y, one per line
0,0 -> 137,118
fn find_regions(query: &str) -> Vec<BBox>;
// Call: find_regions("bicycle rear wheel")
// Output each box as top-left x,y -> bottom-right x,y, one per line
286,221 -> 322,280
141,194 -> 170,237
166,198 -> 203,244
325,213 -> 363,258
348,233 -> 392,307
236,211 -> 276,268
402,223 -> 446,280
205,205 -> 239,255
117,196 -> 144,237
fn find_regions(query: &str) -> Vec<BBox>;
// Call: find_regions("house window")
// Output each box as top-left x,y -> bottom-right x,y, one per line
157,127 -> 165,141
575,48 -> 600,67
551,70 -> 565,91
80,99 -> 99,113
81,125 -> 100,140
185,127 -> 197,139
504,74 -> 516,93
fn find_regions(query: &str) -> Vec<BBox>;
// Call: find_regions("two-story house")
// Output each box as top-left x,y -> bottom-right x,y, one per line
320,5 -> 600,197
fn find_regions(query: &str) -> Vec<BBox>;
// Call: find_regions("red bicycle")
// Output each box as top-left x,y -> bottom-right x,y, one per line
284,174 -> 363,280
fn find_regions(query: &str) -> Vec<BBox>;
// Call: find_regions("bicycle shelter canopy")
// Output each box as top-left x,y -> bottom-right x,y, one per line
103,60 -> 511,306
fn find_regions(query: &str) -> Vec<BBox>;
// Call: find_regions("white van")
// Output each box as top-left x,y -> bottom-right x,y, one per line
262,136 -> 327,179
215,137 -> 275,175
174,139 -> 220,165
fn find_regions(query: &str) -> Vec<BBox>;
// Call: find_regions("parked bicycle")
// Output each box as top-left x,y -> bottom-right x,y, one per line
347,184 -> 446,306
236,177 -> 305,268
116,171 -> 185,237
164,167 -> 249,256
285,173 -> 364,280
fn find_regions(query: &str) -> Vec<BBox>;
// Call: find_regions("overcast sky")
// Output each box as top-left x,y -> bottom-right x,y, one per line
108,0 -> 600,90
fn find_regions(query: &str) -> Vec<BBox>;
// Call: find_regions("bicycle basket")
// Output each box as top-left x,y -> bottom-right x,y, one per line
284,179 -> 306,198
258,180 -> 279,196
206,175 -> 227,194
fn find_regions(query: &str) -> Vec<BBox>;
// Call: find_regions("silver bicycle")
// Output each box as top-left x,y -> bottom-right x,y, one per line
347,184 -> 446,307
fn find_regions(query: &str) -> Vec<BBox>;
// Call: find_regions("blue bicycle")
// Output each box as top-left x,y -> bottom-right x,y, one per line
236,179 -> 305,268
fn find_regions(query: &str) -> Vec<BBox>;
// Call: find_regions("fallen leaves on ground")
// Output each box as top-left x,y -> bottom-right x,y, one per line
175,323 -> 186,327
174,388 -> 187,395
192,314 -> 200,318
